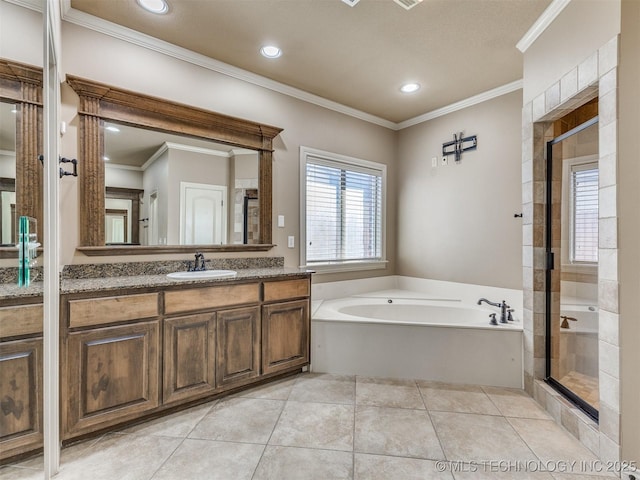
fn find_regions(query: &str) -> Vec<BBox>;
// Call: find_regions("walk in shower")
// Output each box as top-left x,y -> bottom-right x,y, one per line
545,105 -> 599,420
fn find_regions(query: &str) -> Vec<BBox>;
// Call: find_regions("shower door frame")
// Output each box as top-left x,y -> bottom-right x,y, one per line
544,115 -> 599,422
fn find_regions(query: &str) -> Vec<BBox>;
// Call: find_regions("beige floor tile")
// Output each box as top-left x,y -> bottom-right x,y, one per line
483,386 -> 552,420
236,375 -> 298,401
289,373 -> 355,404
452,467 -> 554,479
269,401 -> 354,451
0,466 -> 43,480
119,402 -> 214,438
551,473 -> 619,479
420,382 -> 501,415
189,397 -> 283,443
57,433 -> 181,480
356,376 -> 425,409
508,418 -> 601,467
354,453 -> 453,480
355,405 -> 444,460
151,439 -> 264,480
431,411 -> 537,463
253,445 -> 353,480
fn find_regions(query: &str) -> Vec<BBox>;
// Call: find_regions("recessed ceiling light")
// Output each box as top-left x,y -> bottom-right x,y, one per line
103,156 -> 110,161
105,125 -> 120,133
260,45 -> 282,59
136,0 -> 168,14
400,83 -> 420,94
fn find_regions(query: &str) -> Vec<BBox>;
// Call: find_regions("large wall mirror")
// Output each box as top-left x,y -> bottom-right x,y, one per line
0,59 -> 43,257
67,76 -> 282,255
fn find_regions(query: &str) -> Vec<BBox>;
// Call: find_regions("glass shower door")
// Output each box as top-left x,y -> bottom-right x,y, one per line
546,116 -> 600,419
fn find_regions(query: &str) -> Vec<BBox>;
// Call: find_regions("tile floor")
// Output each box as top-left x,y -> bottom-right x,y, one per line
1,373 -> 616,480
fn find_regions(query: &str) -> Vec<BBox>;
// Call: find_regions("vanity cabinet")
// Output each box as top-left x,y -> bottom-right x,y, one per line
59,274 -> 311,443
62,292 -> 161,439
216,306 -> 261,388
163,313 -> 216,404
0,303 -> 43,461
262,279 -> 311,375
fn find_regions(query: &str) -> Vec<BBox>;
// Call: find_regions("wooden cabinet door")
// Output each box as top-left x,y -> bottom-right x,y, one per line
0,338 -> 42,460
216,306 -> 260,388
163,313 -> 216,404
262,299 -> 310,375
64,321 -> 160,438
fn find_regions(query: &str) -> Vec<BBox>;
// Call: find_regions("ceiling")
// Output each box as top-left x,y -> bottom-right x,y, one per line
69,0 -> 551,125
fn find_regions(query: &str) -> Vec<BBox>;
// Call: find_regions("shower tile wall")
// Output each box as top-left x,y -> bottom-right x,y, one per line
522,35 -> 621,464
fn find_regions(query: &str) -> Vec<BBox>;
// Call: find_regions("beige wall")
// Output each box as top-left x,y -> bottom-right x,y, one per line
0,2 -> 42,67
522,0 -> 620,104
396,91 -> 523,289
53,20 -> 397,279
618,0 -> 640,464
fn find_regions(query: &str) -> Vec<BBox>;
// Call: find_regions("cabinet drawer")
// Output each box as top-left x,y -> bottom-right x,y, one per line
164,283 -> 259,315
263,279 -> 309,302
68,293 -> 159,328
0,304 -> 43,338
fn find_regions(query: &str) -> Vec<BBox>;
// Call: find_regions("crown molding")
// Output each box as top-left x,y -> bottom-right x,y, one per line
9,0 -> 524,131
396,79 -> 523,130
516,0 -> 572,53
3,0 -> 42,12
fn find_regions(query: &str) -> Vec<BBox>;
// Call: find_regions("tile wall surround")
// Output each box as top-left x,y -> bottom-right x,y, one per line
522,35 -> 620,464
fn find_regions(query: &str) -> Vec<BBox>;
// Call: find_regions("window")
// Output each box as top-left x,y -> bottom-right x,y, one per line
300,147 -> 386,271
570,163 -> 598,263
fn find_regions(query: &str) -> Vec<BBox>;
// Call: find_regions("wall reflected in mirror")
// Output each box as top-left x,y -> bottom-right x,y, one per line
0,101 -> 17,246
103,122 -> 259,246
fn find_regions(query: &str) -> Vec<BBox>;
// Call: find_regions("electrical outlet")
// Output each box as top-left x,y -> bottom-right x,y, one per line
441,156 -> 448,166
431,157 -> 438,167
287,236 -> 295,248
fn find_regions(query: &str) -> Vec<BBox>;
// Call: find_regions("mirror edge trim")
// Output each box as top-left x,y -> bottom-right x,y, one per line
76,244 -> 276,256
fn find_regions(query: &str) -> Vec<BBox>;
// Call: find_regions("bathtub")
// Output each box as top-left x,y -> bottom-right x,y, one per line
558,300 -> 599,378
311,277 -> 524,388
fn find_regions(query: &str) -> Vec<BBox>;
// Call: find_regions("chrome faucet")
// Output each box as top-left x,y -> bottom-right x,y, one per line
189,252 -> 207,272
477,298 -> 511,324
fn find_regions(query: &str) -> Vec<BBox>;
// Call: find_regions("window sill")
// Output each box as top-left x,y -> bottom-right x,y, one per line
301,260 -> 388,275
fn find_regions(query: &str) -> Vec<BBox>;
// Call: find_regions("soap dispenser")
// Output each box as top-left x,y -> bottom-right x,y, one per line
17,216 -> 38,287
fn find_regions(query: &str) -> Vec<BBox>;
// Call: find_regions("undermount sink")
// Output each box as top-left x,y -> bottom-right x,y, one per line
166,270 -> 237,280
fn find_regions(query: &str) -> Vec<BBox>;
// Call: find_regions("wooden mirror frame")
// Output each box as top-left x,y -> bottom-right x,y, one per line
66,75 -> 283,256
0,59 -> 43,259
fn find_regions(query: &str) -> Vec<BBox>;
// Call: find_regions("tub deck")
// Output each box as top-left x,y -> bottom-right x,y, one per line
311,289 -> 523,388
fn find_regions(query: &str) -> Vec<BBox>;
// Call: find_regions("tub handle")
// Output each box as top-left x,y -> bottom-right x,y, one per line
560,315 -> 578,329
489,313 -> 497,325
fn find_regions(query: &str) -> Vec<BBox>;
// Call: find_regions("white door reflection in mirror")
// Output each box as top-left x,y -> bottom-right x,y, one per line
180,182 -> 227,245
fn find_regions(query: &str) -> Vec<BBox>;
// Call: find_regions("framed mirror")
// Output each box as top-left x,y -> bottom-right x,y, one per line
0,59 -> 43,258
66,76 -> 282,255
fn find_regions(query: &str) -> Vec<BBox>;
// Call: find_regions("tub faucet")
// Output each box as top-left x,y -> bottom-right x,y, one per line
477,298 -> 510,323
189,252 -> 207,272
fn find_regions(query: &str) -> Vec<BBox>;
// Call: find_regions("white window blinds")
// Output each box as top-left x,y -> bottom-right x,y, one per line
305,156 -> 383,264
571,163 -> 598,263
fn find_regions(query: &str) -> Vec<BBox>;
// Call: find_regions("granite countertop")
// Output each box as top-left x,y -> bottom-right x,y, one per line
0,267 -> 312,300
